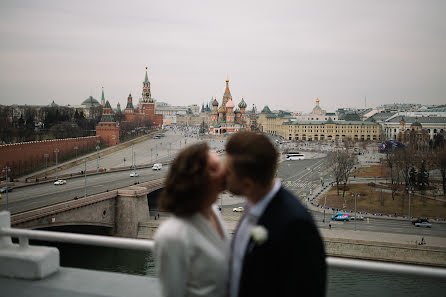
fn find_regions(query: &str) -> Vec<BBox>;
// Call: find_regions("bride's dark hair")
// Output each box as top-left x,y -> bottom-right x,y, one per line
160,142 -> 211,216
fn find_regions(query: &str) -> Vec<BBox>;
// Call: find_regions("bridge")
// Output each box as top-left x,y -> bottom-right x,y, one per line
10,178 -> 165,238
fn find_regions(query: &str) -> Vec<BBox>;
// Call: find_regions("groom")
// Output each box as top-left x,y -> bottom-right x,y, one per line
225,132 -> 326,297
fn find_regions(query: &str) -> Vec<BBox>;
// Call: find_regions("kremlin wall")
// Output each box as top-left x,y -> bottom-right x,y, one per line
0,136 -> 100,178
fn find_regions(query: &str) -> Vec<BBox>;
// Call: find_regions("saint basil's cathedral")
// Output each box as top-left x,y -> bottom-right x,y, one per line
209,79 -> 249,134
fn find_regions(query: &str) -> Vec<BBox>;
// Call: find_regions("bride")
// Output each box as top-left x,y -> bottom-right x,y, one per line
154,142 -> 229,297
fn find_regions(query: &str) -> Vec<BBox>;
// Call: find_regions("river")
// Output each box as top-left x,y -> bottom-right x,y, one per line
53,243 -> 445,296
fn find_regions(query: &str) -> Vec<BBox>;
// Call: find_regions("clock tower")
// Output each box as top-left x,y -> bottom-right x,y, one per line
141,67 -> 152,103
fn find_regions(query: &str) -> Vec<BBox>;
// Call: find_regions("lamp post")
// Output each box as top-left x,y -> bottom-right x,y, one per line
74,146 -> 78,159
151,148 -> 153,163
2,166 -> 11,210
323,194 -> 327,223
352,192 -> 360,231
95,145 -> 100,172
44,154 -> 49,178
131,145 -> 134,170
84,158 -> 87,198
54,148 -> 59,180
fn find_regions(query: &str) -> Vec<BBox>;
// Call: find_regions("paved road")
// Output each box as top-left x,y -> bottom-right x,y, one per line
3,131 -> 446,239
224,156 -> 446,238
1,167 -> 168,214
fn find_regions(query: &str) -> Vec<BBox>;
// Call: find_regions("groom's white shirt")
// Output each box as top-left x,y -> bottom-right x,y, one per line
230,180 -> 281,297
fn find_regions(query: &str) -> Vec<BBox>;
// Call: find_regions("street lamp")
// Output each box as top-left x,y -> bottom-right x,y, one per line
54,148 -> 59,180
74,146 -> 78,159
44,154 -> 49,178
96,145 -> 100,172
352,192 -> 360,231
84,158 -> 87,198
2,166 -> 11,210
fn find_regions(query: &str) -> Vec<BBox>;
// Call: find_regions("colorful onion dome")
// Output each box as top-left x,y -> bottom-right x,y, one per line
212,98 -> 219,106
238,98 -> 247,108
226,99 -> 235,108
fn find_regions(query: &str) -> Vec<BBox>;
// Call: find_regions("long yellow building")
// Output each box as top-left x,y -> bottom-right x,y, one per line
258,107 -> 382,141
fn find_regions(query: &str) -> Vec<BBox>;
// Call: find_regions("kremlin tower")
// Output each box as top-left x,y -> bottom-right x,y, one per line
95,96 -> 120,146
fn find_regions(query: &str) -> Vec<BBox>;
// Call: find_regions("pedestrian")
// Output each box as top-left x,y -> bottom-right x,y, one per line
329,223 -> 332,229
421,237 -> 425,245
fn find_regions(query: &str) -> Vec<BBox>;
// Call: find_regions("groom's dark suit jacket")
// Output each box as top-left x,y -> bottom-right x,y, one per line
236,186 -> 326,297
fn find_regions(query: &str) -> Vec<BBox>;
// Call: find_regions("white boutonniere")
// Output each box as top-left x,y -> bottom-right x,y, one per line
250,225 -> 268,245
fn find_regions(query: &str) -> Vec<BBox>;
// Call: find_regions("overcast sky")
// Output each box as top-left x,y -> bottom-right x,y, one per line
0,0 -> 445,113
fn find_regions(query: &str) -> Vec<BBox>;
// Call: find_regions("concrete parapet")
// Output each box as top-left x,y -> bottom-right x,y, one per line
324,238 -> 446,267
0,211 -> 60,280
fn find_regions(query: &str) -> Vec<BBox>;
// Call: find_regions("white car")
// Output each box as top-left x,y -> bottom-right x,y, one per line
130,172 -> 139,177
54,179 -> 67,185
152,163 -> 162,170
415,222 -> 432,228
232,207 -> 245,212
350,215 -> 364,221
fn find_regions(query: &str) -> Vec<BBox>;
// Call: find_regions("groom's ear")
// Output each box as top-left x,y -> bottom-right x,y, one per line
241,177 -> 256,195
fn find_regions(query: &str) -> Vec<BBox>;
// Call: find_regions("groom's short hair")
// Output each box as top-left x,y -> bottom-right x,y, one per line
226,132 -> 278,185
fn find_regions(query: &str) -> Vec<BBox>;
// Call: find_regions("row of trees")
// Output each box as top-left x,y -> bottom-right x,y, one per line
385,135 -> 446,199
0,104 -> 155,144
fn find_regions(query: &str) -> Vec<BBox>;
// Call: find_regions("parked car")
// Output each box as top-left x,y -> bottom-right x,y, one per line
415,222 -> 432,228
152,163 -> 162,170
411,217 -> 429,225
232,206 -> 245,212
331,213 -> 350,221
130,172 -> 139,177
0,186 -> 13,193
350,215 -> 364,221
54,179 -> 67,185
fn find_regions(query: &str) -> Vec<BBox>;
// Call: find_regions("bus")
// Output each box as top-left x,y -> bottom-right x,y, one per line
285,152 -> 305,160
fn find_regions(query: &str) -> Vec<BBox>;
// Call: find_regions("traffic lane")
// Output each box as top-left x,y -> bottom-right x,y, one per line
277,158 -> 325,180
54,132 -> 186,176
56,133 -> 223,176
2,167 -> 168,213
221,198 -> 446,237
311,211 -> 446,237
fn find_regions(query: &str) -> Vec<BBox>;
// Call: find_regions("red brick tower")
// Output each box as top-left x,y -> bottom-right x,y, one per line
138,67 -> 162,127
96,100 -> 120,146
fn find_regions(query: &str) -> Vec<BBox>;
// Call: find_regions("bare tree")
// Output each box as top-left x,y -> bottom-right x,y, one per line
433,146 -> 446,195
328,150 -> 357,200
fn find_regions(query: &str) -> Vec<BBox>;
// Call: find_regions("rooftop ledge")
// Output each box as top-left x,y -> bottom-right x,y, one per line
0,267 -> 161,297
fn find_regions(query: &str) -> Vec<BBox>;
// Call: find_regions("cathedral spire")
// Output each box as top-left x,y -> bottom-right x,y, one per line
101,87 -> 105,106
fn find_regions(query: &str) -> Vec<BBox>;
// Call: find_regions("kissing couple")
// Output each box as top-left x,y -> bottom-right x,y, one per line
154,131 -> 327,297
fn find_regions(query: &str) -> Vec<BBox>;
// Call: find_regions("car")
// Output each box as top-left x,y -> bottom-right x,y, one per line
232,206 -> 245,212
130,172 -> 139,177
350,215 -> 364,221
152,136 -> 160,139
331,213 -> 350,221
54,180 -> 67,185
152,163 -> 162,170
415,222 -> 432,228
411,217 -> 429,225
0,186 -> 13,193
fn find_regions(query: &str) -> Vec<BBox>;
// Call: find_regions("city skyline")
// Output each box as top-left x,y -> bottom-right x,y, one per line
1,0 -> 445,112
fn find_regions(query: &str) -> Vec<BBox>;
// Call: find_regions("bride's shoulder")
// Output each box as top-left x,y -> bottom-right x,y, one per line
155,216 -> 191,242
